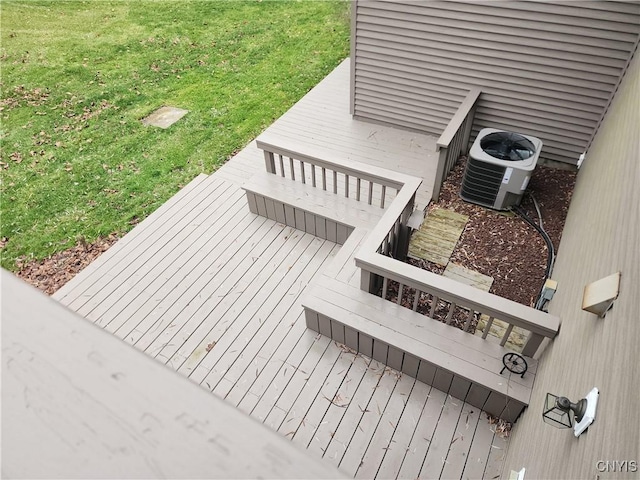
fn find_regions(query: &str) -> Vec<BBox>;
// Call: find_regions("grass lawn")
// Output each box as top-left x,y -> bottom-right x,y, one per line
0,0 -> 349,271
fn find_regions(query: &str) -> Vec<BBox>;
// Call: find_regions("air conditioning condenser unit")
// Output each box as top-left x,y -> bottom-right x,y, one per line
460,128 -> 543,210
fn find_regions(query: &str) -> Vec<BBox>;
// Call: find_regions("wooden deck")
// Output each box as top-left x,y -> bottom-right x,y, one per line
53,60 -> 510,479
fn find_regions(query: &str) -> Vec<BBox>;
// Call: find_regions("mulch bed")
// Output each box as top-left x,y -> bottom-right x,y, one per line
408,157 -> 577,308
14,234 -> 120,295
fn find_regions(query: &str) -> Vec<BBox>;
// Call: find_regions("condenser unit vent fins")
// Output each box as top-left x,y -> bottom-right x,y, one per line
460,158 -> 505,206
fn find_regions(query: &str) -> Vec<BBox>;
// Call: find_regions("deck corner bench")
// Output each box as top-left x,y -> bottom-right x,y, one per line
302,274 -> 537,423
242,172 -> 384,245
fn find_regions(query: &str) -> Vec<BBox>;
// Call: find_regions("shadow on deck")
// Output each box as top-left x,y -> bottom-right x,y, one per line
54,59 -> 511,479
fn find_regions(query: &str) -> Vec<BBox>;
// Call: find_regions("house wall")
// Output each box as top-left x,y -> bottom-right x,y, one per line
501,48 -> 639,479
351,0 -> 640,165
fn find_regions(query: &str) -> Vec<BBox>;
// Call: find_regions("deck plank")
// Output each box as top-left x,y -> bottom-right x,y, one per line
99,199 -> 257,336
169,226 -> 307,375
356,372 -> 416,479
462,412 -> 498,480
236,319 -> 311,407
92,188 -> 249,330
112,213 -> 270,342
397,388 -> 447,479
272,341 -> 343,434
441,402 -> 482,480
183,231 -> 317,379
483,430 -> 510,480
339,367 -> 399,477
375,379 -> 432,479
252,333 -> 332,423
210,240 -> 337,398
420,394 -> 465,479
322,358 -> 382,466
289,349 -> 358,448
119,219 -> 286,350
307,353 -> 371,458
219,244 -> 339,393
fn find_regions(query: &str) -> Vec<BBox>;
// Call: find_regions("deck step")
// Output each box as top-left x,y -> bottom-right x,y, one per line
302,273 -> 536,423
242,172 -> 384,244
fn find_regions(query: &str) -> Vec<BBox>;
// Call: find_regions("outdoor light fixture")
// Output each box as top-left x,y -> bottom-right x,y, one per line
542,388 -> 599,437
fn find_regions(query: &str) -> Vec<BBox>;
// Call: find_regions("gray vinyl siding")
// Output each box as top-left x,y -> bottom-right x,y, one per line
501,47 -> 640,480
352,0 -> 640,165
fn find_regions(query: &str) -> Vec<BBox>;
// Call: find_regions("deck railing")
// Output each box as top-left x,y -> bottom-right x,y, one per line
355,249 -> 559,357
255,136 -> 559,359
432,87 -> 481,201
257,139 -> 406,209
353,134 -> 559,357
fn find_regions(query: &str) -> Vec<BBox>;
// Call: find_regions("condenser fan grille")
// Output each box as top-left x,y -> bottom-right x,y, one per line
480,132 -> 536,161
460,158 -> 506,206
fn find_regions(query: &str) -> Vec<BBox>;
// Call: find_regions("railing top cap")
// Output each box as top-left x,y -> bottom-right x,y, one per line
436,87 -> 481,148
256,135 -> 421,188
355,251 -> 560,338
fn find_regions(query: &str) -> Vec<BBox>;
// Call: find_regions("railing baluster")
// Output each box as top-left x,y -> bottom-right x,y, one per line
333,171 -> 338,194
289,157 -> 295,181
381,185 -> 386,208
446,302 -> 457,325
356,178 -> 361,201
382,277 -> 389,300
345,174 -> 349,198
368,182 -> 373,205
500,324 -> 514,347
311,164 -> 316,187
278,154 -> 285,177
397,284 -> 404,305
412,290 -> 420,311
394,219 -> 400,255
463,309 -> 474,332
429,296 -> 439,318
482,317 -> 494,339
300,160 -> 305,184
322,168 -> 327,190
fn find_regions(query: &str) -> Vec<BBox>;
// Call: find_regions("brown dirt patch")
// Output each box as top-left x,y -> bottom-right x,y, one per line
15,234 -> 120,295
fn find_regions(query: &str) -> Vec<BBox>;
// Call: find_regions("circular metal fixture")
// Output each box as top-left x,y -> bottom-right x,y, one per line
500,352 -> 528,378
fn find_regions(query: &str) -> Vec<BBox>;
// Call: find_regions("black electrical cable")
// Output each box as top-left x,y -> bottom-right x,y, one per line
530,194 -> 555,275
511,204 -> 555,310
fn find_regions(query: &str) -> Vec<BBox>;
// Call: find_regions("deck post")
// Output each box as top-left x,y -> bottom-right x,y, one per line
521,331 -> 545,357
360,269 -> 377,294
394,194 -> 416,261
263,150 -> 276,174
432,147 -> 449,201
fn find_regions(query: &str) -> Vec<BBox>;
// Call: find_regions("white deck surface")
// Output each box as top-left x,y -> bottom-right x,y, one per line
53,60 -> 509,479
